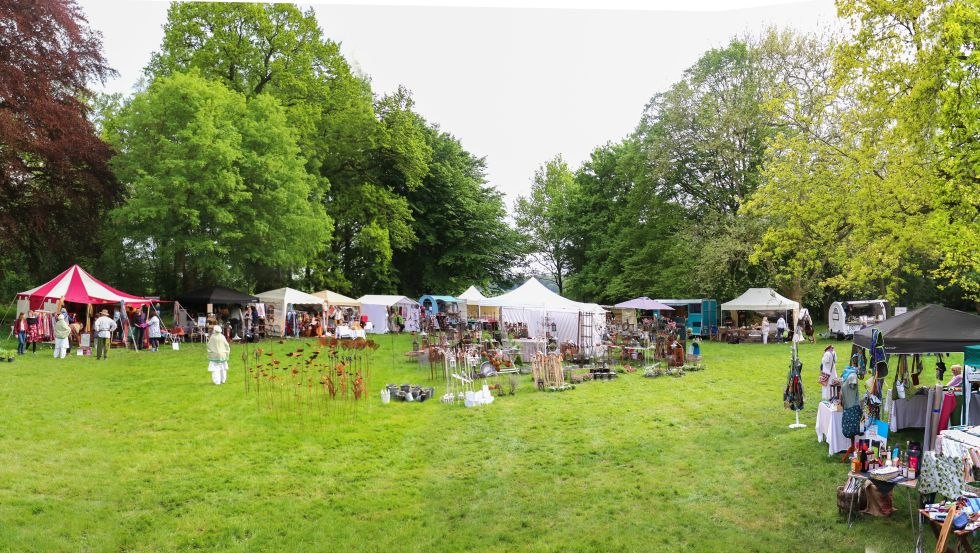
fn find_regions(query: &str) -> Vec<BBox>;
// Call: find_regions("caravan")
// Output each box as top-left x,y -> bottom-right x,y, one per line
828,300 -> 888,339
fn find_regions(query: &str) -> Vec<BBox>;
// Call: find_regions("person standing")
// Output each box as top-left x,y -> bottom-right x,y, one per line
819,345 -> 838,400
761,316 -> 770,345
147,309 -> 162,352
93,309 -> 117,360
133,308 -> 146,349
53,314 -> 71,359
25,310 -> 41,354
207,325 -> 231,385
775,315 -> 787,343
794,307 -> 813,344
14,312 -> 27,355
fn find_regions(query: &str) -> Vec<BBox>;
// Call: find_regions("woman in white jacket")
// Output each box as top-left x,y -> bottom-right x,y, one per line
207,325 -> 231,385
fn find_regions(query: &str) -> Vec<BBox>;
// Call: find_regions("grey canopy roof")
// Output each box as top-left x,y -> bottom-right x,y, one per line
852,304 -> 980,354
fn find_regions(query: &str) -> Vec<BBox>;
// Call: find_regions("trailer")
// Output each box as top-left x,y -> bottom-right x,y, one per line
828,299 -> 888,339
655,298 -> 719,338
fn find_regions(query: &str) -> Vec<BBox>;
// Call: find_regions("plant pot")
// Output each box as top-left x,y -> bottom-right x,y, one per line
7,357 -> 14,362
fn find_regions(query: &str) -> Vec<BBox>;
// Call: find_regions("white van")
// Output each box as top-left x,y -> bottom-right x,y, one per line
828,300 -> 889,338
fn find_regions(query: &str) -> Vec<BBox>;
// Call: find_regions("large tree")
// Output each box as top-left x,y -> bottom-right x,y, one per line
638,39 -> 771,216
105,72 -> 329,295
0,0 -> 118,290
514,156 -> 579,294
392,125 -> 523,296
144,3 -> 519,296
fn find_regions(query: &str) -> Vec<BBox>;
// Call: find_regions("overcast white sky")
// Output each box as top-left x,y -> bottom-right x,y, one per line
79,0 -> 840,206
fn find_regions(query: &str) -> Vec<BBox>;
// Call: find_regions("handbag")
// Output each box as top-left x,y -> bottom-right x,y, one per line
172,341 -> 180,351
819,372 -> 830,386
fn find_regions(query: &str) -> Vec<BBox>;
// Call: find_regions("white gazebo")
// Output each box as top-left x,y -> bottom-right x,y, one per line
312,289 -> 360,307
357,295 -> 421,333
721,288 -> 800,326
479,278 -> 606,354
255,287 -> 326,337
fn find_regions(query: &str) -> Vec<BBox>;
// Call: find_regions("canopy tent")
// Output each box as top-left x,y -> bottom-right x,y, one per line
255,287 -> 325,337
458,285 -> 498,320
614,297 -> 675,311
610,297 -> 674,328
852,304 -> 980,354
480,278 -> 606,352
16,264 -> 154,313
312,289 -> 360,307
458,285 -> 486,303
721,288 -> 800,326
357,295 -> 420,333
176,285 -> 258,306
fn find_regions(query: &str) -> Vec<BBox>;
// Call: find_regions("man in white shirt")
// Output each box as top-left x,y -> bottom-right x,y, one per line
775,315 -> 787,343
93,309 -> 117,360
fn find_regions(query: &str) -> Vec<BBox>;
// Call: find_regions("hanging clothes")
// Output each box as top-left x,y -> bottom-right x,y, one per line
783,357 -> 804,411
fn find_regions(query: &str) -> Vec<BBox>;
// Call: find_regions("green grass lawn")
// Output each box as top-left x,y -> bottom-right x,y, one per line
0,332 -> 965,552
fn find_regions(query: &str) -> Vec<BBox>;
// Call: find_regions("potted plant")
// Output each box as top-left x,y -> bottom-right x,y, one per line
1,349 -> 13,362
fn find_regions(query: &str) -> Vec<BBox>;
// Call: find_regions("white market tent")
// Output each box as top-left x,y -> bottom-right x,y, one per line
721,288 -> 800,326
357,295 -> 421,333
255,287 -> 326,337
457,285 -> 498,320
479,278 -> 606,352
458,285 -> 485,303
312,289 -> 360,307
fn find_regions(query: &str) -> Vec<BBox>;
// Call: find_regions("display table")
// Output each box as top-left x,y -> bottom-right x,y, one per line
335,326 -> 365,339
512,339 -> 546,360
889,391 -> 980,431
816,401 -> 876,455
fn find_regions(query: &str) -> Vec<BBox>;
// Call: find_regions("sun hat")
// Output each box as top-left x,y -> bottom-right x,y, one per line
100,309 -> 109,315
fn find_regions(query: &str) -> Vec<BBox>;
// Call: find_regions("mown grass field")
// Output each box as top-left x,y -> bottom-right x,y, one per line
0,331 -> 964,552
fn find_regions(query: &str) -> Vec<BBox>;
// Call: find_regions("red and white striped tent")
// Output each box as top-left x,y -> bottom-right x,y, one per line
16,265 -> 154,311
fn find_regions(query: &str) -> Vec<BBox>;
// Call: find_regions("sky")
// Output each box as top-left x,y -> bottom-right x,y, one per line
78,0 -> 841,207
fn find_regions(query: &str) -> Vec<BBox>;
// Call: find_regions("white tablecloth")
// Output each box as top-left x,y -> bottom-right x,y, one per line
815,401 -> 876,455
512,339 -> 546,360
335,326 -> 365,339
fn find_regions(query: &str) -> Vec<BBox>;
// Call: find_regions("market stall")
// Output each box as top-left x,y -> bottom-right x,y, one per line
654,298 -> 718,337
357,295 -> 421,334
459,285 -> 499,322
312,289 -> 360,331
254,287 -> 325,338
852,305 -> 980,450
175,285 -> 259,339
479,278 -> 606,356
418,294 -> 464,331
720,288 -> 799,341
12,265 -> 156,349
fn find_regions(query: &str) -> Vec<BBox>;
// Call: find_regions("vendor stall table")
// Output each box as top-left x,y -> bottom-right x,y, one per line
888,391 -> 980,432
816,401 -> 877,455
512,339 -> 546,360
920,509 -> 976,553
846,472 -> 919,533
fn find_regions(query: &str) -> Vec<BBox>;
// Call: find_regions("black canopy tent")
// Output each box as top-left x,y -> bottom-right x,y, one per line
176,285 -> 258,306
853,304 -> 980,354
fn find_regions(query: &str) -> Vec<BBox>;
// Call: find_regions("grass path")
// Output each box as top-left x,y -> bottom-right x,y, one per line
0,334 -> 962,552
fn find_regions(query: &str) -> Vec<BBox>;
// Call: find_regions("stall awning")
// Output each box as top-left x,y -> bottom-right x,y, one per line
614,297 -> 674,311
17,265 -> 155,308
177,285 -> 258,305
853,304 -> 980,354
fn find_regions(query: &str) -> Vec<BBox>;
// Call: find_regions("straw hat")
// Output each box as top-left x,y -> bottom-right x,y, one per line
99,309 -> 109,316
